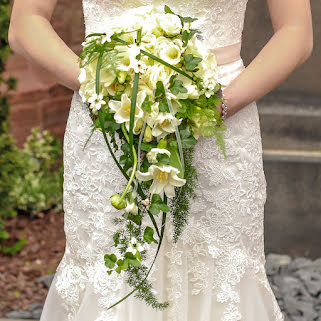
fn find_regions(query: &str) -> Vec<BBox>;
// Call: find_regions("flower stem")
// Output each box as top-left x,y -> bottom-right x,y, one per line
107,196 -> 168,310
95,48 -> 131,181
112,37 -> 195,82
120,124 -> 138,201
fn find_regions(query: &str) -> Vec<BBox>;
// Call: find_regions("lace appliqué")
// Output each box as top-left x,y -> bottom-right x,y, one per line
52,1 -> 284,319
82,0 -> 248,49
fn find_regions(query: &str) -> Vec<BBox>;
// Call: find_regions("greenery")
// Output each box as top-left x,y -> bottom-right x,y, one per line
10,127 -> 63,215
0,0 -> 20,252
0,0 -> 63,254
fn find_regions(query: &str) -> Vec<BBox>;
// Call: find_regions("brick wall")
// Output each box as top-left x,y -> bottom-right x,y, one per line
6,0 -> 85,147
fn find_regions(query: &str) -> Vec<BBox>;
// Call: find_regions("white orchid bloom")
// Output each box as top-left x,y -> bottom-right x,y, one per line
135,164 -> 186,198
126,237 -> 144,255
151,112 -> 181,140
147,148 -> 171,164
108,92 -> 145,134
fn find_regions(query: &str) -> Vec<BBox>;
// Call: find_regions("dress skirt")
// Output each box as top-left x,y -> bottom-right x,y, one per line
39,58 -> 284,321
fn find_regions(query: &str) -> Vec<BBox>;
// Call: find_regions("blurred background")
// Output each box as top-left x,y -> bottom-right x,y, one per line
0,0 -> 320,320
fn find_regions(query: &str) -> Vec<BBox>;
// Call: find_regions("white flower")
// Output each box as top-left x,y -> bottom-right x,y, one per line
78,68 -> 87,84
174,74 -> 200,100
146,148 -> 171,164
88,93 -> 106,113
126,237 -> 144,255
79,80 -> 96,103
117,44 -> 147,73
154,37 -> 183,66
184,36 -> 208,60
108,92 -> 145,134
125,201 -> 138,215
78,58 -> 116,105
141,62 -> 175,90
156,13 -> 182,36
135,164 -> 186,198
140,33 -> 157,51
151,112 -> 181,140
144,102 -> 159,127
141,198 -> 150,210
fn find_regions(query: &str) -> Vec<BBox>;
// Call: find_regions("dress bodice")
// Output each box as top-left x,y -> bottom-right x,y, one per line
82,0 -> 248,49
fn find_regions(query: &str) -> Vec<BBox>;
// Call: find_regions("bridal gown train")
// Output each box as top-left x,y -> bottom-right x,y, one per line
39,0 -> 284,320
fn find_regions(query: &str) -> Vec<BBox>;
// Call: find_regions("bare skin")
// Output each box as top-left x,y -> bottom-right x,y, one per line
8,0 -> 313,118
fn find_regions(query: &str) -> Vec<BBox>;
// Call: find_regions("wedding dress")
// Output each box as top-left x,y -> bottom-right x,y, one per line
39,0 -> 284,320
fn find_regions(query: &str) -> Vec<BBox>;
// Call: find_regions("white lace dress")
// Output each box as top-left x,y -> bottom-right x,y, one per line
39,0 -> 284,320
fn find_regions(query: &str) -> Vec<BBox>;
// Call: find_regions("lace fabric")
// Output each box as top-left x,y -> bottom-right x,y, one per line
39,1 -> 285,320
82,0 -> 248,49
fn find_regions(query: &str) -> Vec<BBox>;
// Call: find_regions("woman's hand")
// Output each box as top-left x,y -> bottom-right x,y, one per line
8,0 -> 81,92
222,0 -> 313,119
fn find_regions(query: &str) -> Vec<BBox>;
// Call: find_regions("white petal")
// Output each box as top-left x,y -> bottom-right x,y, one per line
135,170 -> 153,181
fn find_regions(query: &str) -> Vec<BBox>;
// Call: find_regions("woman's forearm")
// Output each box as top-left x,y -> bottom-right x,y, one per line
223,25 -> 313,118
9,14 -> 80,91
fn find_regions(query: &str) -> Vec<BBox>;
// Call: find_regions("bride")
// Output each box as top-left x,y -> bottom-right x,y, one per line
8,0 -> 313,320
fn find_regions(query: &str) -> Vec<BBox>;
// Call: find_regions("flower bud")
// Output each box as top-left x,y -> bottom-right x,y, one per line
143,126 -> 153,143
117,71 -> 127,84
135,119 -> 144,133
141,198 -> 150,210
111,194 -> 126,210
157,139 -> 167,149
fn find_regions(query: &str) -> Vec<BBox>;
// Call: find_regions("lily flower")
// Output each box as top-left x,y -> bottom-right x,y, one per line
147,148 -> 171,164
151,112 -> 181,140
108,92 -> 145,134
135,164 -> 186,198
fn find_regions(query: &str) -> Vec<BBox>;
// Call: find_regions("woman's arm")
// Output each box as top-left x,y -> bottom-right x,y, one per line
8,0 -> 80,91
222,0 -> 313,118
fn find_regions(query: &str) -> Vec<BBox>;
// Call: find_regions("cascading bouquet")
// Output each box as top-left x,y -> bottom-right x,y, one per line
78,4 -> 227,311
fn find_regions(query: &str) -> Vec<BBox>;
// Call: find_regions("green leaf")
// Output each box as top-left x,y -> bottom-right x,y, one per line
115,258 -> 129,273
155,81 -> 166,101
167,145 -> 184,179
104,253 -> 117,269
157,153 -> 171,165
135,250 -> 142,262
182,29 -> 199,47
124,252 -> 141,267
122,212 -> 142,225
141,95 -> 153,113
179,129 -> 197,148
140,142 -> 157,152
164,5 -> 175,14
149,194 -> 170,215
143,226 -> 159,244
180,16 -> 198,23
0,230 -> 9,240
169,75 -> 188,95
184,54 -> 202,72
159,97 -> 170,113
